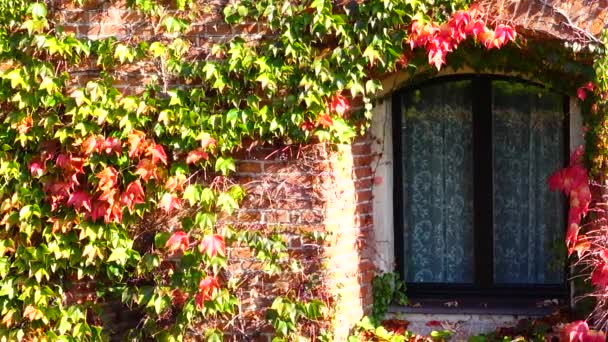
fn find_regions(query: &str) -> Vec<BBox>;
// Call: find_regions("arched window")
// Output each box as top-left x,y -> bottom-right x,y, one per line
393,75 -> 568,298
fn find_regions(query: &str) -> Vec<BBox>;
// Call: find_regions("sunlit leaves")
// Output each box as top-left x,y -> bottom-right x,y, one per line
158,193 -> 181,212
198,235 -> 226,258
0,0 -> 493,339
165,231 -> 188,254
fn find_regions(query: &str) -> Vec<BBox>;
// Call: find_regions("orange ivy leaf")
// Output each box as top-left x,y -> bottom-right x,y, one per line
147,144 -> 167,165
135,159 -> 159,182
165,174 -> 186,192
127,130 -> 147,158
316,113 -> 333,128
199,133 -> 216,150
16,116 -> 33,134
96,166 -> 118,194
198,234 -> 226,258
82,135 -> 102,155
1,311 -> 14,328
106,202 -> 123,223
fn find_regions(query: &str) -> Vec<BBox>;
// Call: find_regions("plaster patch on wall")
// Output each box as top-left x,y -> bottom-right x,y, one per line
371,99 -> 395,273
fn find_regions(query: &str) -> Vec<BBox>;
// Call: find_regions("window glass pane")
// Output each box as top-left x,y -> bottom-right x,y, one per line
492,80 -> 566,285
402,80 -> 474,283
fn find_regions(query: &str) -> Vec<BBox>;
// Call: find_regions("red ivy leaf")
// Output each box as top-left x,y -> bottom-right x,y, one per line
147,144 -> 167,165
195,276 -> 220,308
171,289 -> 189,307
425,320 -> 442,327
465,19 -> 485,37
67,190 -> 92,212
494,24 -> 516,45
29,158 -> 45,177
166,230 -> 189,253
120,180 -> 145,213
300,120 -> 315,132
329,94 -> 349,117
159,193 -> 181,212
198,234 -> 226,258
592,263 -> 608,289
186,149 -> 209,164
561,321 -> 589,342
89,200 -> 109,222
102,137 -> 122,156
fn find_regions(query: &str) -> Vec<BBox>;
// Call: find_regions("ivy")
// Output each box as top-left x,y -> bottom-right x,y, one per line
0,0 -> 603,340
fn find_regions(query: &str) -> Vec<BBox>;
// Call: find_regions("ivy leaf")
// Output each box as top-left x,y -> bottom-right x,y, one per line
216,192 -> 238,214
159,193 -> 182,212
70,89 -> 87,107
165,231 -> 189,253
183,185 -> 201,206
146,144 -> 168,165
107,247 -> 128,265
195,212 -> 216,229
214,157 -> 235,176
28,2 -> 47,19
198,234 -> 226,258
162,16 -> 188,33
202,63 -> 216,80
114,44 -> 134,64
23,305 -> 44,321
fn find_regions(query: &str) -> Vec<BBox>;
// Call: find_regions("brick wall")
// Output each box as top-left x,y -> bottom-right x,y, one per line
228,140 -> 376,340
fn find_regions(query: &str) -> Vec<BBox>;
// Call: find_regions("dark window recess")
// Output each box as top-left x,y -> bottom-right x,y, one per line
393,75 -> 569,299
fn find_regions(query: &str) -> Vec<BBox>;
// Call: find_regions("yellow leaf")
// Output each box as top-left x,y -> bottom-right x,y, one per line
23,305 -> 44,321
70,89 -> 86,107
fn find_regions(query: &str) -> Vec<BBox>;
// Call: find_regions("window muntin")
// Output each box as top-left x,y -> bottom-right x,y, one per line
396,76 -> 567,290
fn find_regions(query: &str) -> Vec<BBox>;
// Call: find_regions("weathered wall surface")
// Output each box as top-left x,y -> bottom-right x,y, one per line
476,0 -> 608,41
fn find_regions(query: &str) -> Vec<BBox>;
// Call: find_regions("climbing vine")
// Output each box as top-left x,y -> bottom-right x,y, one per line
0,0 -> 605,340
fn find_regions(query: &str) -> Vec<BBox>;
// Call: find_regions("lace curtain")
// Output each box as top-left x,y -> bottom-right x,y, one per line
492,80 -> 565,284
401,80 -> 475,283
400,79 -> 565,285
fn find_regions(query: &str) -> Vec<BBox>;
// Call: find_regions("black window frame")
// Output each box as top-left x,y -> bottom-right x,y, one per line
392,74 -> 570,299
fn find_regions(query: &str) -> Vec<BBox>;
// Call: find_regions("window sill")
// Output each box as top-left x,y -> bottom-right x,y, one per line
388,297 -> 564,316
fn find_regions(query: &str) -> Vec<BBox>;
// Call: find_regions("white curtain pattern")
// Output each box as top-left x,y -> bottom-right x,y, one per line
401,80 -> 475,283
492,80 -> 566,284
400,78 -> 566,285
